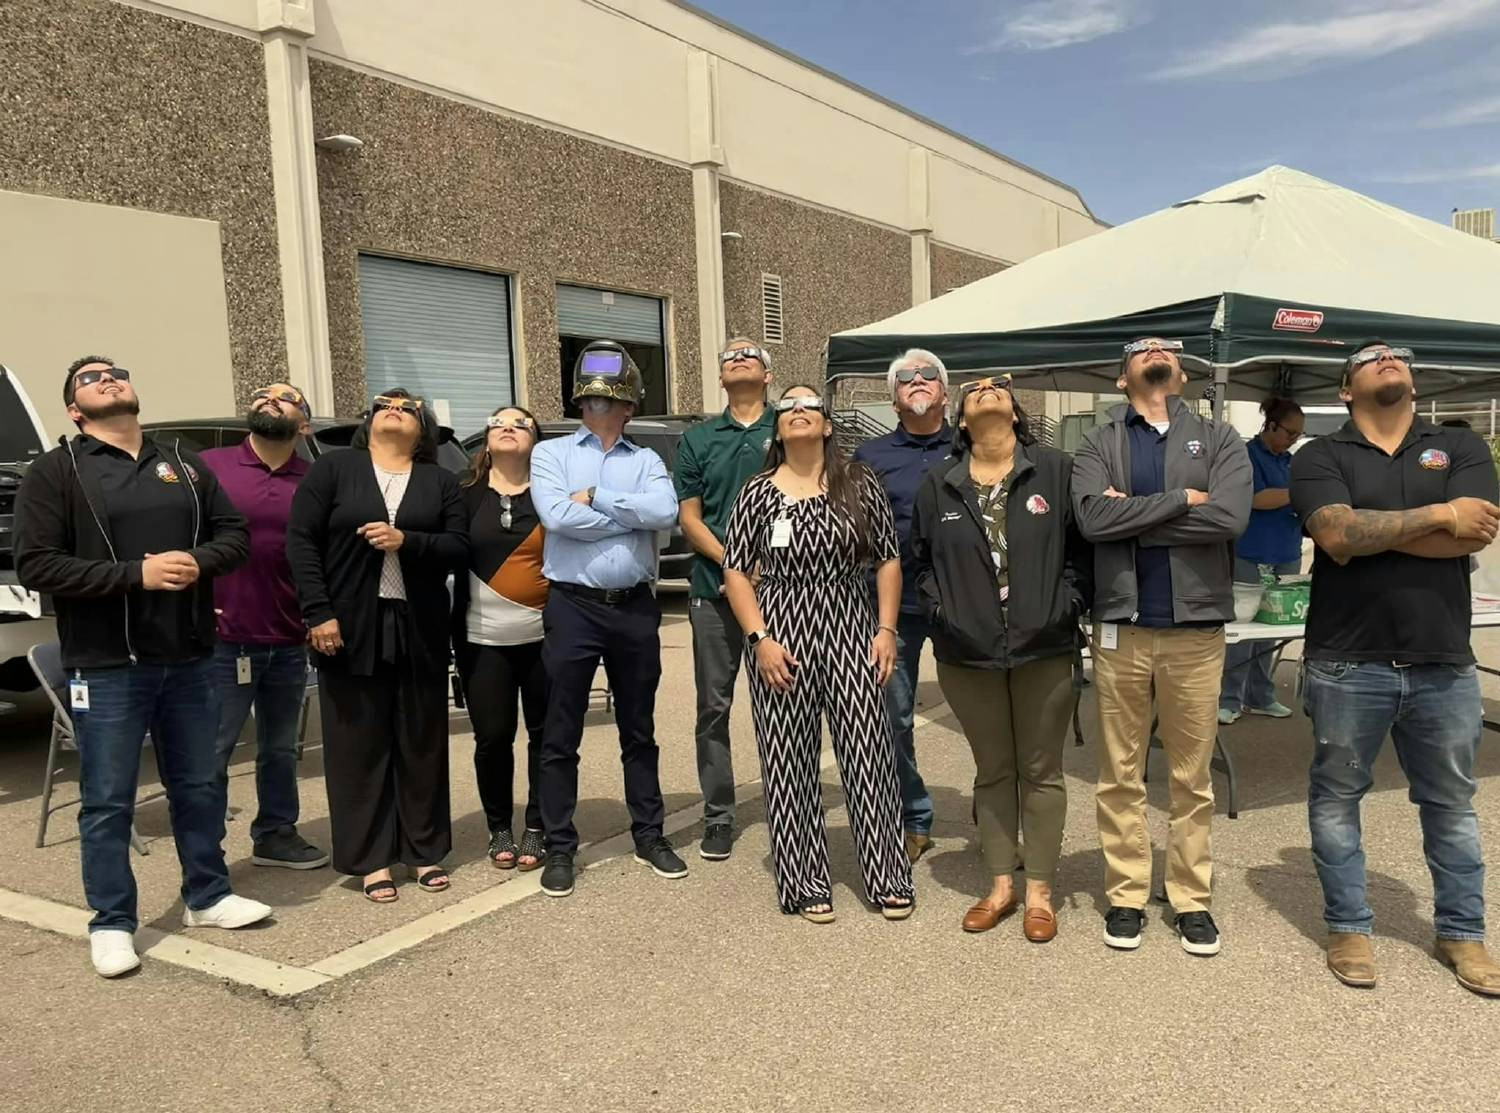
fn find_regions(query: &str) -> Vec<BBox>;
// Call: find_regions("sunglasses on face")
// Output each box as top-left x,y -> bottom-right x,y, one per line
958,375 -> 1012,398
486,415 -> 536,432
1123,339 -> 1184,356
371,395 -> 423,416
894,366 -> 942,385
1348,347 -> 1414,370
774,396 -> 824,413
73,367 -> 130,389
720,346 -> 769,366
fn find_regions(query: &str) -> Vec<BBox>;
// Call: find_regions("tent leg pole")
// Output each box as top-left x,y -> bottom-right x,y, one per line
1211,366 -> 1229,422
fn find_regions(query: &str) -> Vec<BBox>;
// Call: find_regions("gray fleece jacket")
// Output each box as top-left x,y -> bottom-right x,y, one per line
1069,395 -> 1252,624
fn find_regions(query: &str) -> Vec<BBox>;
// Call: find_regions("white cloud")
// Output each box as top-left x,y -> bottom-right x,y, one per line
1424,94 -> 1500,126
1362,162 -> 1500,184
1158,0 -> 1500,79
976,0 -> 1150,51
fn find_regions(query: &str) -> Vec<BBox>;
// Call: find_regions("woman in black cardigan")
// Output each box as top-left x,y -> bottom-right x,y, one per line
287,388 -> 468,903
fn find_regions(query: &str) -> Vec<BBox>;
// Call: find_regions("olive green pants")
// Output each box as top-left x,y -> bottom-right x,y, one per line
936,654 -> 1074,881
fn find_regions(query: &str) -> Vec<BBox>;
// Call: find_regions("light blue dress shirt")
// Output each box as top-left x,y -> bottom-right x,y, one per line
530,425 -> 680,589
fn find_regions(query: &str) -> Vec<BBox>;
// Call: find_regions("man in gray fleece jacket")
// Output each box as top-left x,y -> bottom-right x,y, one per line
1070,337 -> 1251,958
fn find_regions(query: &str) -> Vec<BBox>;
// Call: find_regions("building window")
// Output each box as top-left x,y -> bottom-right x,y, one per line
556,284 -> 669,417
760,273 -> 784,344
356,254 -> 515,438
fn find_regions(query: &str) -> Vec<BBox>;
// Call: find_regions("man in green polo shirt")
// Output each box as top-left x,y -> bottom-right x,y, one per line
676,337 -> 777,861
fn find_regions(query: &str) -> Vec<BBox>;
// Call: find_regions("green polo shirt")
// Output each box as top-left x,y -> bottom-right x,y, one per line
674,405 -> 777,599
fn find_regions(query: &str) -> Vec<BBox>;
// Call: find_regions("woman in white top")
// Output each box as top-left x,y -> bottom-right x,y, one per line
451,406 -> 550,871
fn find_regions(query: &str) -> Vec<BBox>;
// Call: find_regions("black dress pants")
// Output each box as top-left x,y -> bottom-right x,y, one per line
539,586 -> 665,854
459,640 -> 547,833
319,653 -> 451,876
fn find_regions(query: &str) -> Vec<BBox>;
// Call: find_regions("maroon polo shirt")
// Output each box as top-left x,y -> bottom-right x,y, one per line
201,439 -> 310,646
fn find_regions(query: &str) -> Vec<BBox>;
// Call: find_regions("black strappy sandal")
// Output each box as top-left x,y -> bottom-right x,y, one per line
363,879 -> 398,904
516,828 -> 545,872
793,896 -> 836,924
415,867 -> 450,893
488,828 -> 518,870
880,896 -> 915,921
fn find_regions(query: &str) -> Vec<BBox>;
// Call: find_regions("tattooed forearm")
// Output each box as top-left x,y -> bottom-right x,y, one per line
1303,504 -> 1446,564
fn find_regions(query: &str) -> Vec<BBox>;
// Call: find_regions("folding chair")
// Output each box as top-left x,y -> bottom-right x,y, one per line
30,643 -> 161,854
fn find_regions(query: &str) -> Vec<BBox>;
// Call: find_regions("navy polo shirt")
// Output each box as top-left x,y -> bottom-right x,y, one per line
1126,408 -> 1175,627
853,423 -> 953,614
1237,435 -> 1300,565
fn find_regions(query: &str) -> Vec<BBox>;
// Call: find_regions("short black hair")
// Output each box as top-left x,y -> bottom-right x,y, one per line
351,385 -> 439,465
64,354 -> 115,407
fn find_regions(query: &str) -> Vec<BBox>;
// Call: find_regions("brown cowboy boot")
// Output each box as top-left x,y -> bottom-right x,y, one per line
1326,933 -> 1376,988
1435,939 -> 1500,997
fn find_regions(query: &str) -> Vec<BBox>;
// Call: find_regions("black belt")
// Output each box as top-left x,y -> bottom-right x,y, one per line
553,581 -> 652,605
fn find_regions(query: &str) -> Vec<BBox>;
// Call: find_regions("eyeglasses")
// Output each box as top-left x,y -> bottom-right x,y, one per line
720,346 -> 769,366
1348,346 -> 1414,370
774,396 -> 824,413
497,493 -> 513,531
958,375 -> 1012,397
371,395 -> 423,416
252,386 -> 310,415
894,366 -> 942,385
73,367 -> 130,389
1123,339 -> 1184,356
486,415 -> 535,432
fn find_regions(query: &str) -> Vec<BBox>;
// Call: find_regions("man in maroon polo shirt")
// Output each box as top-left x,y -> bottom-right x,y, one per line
201,383 -> 327,868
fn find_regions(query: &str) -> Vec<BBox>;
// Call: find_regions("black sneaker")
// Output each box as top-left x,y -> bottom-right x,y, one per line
699,824 -> 733,861
250,826 -> 329,870
634,837 -> 688,879
540,851 -> 574,898
1104,905 -> 1145,950
1175,911 -> 1221,956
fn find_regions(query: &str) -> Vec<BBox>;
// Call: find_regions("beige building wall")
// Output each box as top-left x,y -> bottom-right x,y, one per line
0,191 -> 237,442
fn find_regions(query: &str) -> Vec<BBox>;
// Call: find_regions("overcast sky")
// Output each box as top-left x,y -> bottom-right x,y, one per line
690,0 -> 1500,228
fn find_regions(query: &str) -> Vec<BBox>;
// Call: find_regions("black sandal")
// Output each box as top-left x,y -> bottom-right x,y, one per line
488,828 -> 518,870
415,867 -> 450,893
793,896 -> 836,924
880,896 -> 915,921
363,879 -> 398,904
516,828 -> 545,872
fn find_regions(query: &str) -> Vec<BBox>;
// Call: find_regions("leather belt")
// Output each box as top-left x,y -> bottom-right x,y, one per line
552,581 -> 652,605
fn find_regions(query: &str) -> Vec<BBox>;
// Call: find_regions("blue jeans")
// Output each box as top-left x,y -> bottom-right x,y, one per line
213,642 -> 309,842
882,611 -> 935,835
1220,557 -> 1300,712
1303,659 -> 1486,941
75,658 -> 231,933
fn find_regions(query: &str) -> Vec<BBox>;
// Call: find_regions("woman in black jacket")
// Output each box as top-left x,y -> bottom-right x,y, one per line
910,375 -> 1090,942
287,388 -> 468,903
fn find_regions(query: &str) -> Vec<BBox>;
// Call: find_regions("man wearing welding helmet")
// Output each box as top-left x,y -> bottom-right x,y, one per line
529,340 -> 684,898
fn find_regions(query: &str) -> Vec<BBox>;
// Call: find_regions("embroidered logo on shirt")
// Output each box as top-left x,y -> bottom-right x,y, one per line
940,511 -> 962,522
1184,440 -> 1206,458
1025,494 -> 1050,515
1419,448 -> 1450,471
155,461 -> 180,483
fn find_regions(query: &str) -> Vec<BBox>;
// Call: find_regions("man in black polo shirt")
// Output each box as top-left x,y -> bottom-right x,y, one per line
1292,340 -> 1500,996
14,356 -> 267,979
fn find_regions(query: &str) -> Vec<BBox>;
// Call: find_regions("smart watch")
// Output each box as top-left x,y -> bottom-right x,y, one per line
747,629 -> 770,647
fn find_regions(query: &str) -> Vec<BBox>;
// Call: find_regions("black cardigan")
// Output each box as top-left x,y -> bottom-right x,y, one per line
286,449 -> 468,676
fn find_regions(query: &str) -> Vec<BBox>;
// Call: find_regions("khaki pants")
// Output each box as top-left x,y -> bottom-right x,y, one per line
937,655 -> 1073,882
1091,624 -> 1223,913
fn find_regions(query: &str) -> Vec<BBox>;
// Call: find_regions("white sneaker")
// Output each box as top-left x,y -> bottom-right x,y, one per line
90,930 -> 141,978
181,893 -> 273,929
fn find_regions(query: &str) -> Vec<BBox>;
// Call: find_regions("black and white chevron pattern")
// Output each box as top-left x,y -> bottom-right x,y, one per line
723,471 -> 915,912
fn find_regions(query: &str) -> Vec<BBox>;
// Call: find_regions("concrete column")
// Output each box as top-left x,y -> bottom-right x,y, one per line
687,50 -> 727,412
258,0 -> 335,416
908,146 -> 933,305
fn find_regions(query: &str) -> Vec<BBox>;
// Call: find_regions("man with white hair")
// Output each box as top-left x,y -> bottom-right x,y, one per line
852,348 -> 953,862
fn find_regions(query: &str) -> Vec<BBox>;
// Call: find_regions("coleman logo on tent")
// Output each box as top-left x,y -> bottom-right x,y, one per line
1419,449 -> 1450,471
1272,308 -> 1325,332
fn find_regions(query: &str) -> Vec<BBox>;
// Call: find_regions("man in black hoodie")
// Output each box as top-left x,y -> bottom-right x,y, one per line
14,356 -> 269,979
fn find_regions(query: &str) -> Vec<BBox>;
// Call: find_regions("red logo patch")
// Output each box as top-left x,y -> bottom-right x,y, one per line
1272,308 -> 1324,333
1025,494 -> 1050,515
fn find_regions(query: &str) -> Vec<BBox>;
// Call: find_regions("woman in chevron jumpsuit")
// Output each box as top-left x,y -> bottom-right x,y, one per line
722,384 -> 915,923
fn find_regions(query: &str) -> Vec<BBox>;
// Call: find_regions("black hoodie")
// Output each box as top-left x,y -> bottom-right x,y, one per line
14,433 -> 249,669
910,441 -> 1091,670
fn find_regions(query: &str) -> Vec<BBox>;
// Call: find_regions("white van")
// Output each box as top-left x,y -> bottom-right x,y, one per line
0,364 -> 55,691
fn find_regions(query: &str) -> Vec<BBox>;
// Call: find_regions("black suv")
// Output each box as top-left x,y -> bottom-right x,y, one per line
462,415 -> 704,581
140,416 -> 472,473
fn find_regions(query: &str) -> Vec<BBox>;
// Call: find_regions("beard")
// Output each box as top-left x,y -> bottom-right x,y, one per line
74,394 -> 140,422
1373,381 -> 1412,408
1142,360 -> 1173,386
247,406 -> 301,441
905,398 -> 933,417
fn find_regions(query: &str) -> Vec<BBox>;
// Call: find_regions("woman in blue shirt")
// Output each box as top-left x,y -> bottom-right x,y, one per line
1220,397 -> 1304,724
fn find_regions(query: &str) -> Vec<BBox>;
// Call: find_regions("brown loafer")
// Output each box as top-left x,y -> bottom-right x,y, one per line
1326,932 -> 1376,988
904,832 -> 933,864
1435,939 -> 1500,997
1023,904 -> 1057,943
962,894 -> 1019,933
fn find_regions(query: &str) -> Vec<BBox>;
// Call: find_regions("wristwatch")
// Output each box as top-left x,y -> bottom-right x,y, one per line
747,629 -> 770,647
586,486 -> 597,505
